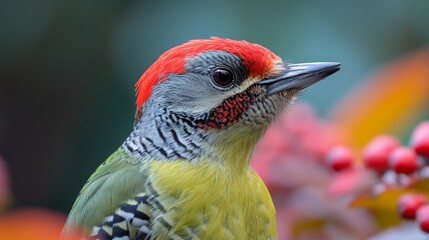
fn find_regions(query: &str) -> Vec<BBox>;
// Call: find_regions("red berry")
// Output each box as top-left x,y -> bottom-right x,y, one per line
389,147 -> 418,174
363,135 -> 401,172
411,121 -> 429,156
417,205 -> 429,233
326,146 -> 354,171
397,193 -> 426,219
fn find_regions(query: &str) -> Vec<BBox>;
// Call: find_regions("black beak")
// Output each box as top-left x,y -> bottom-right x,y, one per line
258,62 -> 341,95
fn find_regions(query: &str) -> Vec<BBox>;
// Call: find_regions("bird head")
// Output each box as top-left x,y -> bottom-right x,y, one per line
129,37 -> 340,167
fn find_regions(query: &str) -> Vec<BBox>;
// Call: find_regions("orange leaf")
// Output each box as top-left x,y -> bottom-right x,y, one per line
406,177 -> 429,193
350,189 -> 405,228
0,208 -> 84,240
291,218 -> 326,236
330,47 -> 429,148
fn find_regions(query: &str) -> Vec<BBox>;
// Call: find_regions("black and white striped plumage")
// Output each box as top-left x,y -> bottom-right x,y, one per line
90,193 -> 152,240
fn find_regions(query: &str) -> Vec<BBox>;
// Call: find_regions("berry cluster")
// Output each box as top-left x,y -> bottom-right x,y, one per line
325,121 -> 429,233
397,193 -> 428,231
252,103 -> 428,238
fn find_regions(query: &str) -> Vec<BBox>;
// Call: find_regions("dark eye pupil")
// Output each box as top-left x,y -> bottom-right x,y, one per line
213,68 -> 233,87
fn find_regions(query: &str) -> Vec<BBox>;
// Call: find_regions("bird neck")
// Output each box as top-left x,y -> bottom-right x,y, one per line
206,125 -> 266,171
122,106 -> 206,161
122,105 -> 266,172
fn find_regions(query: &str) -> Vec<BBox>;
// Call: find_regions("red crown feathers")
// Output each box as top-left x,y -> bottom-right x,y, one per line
135,37 -> 280,110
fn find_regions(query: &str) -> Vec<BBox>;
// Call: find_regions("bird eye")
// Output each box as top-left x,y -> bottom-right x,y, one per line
212,68 -> 234,88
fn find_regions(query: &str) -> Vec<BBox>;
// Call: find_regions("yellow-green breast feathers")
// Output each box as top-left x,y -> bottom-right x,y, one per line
147,160 -> 276,239
63,148 -> 276,239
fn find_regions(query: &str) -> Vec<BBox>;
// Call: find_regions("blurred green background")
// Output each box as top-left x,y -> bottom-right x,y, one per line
1,0 -> 428,214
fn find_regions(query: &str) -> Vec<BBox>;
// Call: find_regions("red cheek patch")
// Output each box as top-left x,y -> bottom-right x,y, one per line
196,92 -> 255,130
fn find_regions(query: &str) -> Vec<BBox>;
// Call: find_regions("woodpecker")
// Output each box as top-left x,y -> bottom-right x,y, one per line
61,37 -> 340,240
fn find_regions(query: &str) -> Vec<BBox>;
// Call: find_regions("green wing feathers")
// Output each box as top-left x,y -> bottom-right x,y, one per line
62,148 -> 146,238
